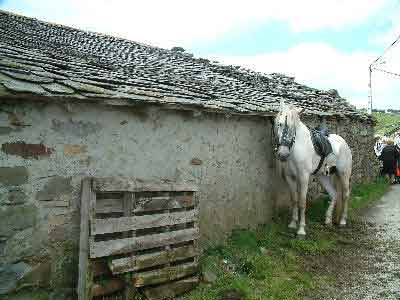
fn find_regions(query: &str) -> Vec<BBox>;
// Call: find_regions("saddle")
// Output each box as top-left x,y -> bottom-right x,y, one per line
310,126 -> 335,175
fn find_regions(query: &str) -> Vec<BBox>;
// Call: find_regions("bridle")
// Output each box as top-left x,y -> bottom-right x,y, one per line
273,115 -> 297,154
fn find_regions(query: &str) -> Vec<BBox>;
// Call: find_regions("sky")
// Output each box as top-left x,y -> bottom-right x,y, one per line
1,0 -> 400,110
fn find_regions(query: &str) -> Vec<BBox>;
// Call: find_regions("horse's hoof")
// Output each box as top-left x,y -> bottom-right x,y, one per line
288,222 -> 297,230
338,223 -> 347,228
296,233 -> 306,240
324,221 -> 333,227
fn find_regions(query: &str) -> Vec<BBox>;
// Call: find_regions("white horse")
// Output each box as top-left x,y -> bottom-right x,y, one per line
274,102 -> 352,237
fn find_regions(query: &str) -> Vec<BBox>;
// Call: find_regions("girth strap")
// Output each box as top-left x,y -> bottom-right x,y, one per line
310,128 -> 333,175
312,155 -> 326,175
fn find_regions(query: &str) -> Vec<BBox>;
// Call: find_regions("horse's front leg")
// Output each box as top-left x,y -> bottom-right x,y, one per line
297,174 -> 310,237
285,175 -> 298,229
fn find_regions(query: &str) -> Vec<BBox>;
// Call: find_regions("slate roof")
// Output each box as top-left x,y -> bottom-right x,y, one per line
0,10 -> 371,121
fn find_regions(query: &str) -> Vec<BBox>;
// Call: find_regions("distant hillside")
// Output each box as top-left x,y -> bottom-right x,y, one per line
373,112 -> 400,136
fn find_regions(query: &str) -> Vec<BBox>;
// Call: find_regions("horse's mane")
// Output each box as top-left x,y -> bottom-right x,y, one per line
277,104 -> 301,128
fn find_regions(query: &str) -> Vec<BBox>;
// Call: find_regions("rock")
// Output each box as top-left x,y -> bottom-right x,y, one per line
1,70 -> 54,83
0,166 -> 29,186
202,269 -> 218,283
51,119 -> 101,138
191,158 -> 202,166
19,261 -> 51,288
62,79 -> 110,94
1,75 -> 47,94
1,141 -> 54,159
42,82 -> 74,94
3,227 -> 49,264
0,126 -> 14,135
0,204 -> 37,237
327,89 -> 339,97
50,241 -> 78,291
171,46 -> 185,53
36,176 -> 72,201
0,262 -> 32,295
6,288 -> 50,300
220,289 -> 244,300
2,190 -> 28,205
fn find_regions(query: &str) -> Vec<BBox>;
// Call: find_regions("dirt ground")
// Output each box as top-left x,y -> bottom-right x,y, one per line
306,185 -> 400,300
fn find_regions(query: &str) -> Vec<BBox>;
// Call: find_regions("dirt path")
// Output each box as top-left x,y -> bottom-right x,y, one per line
309,185 -> 400,300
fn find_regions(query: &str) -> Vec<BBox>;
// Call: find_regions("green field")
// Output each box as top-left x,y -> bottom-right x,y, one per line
373,112 -> 400,136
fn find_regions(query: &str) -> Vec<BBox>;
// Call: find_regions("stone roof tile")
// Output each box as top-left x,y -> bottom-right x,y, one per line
0,10 -> 371,121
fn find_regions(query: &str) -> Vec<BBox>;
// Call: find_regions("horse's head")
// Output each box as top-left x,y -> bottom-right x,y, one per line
274,101 -> 305,161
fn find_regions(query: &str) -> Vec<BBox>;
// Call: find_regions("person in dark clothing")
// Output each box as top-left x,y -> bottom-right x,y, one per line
379,140 -> 400,184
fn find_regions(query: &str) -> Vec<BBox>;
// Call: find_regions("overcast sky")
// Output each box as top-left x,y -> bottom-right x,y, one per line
1,0 -> 400,109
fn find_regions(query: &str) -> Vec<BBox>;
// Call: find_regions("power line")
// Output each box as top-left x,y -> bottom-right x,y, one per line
373,67 -> 400,78
368,32 -> 400,113
371,33 -> 400,66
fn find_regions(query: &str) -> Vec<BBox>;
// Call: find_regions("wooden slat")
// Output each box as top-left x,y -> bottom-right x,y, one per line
143,276 -> 199,300
90,228 -> 199,258
92,209 -> 198,235
93,177 -> 198,192
92,278 -> 125,297
132,262 -> 198,287
109,245 -> 197,274
134,195 -> 194,213
95,197 -> 123,214
89,181 -> 97,236
77,178 -> 92,300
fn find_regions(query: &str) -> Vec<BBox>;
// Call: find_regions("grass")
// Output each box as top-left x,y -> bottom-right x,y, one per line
373,112 -> 400,136
182,178 -> 391,300
349,177 -> 390,211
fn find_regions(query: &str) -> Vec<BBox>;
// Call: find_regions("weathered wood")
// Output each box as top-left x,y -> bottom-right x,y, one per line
143,276 -> 199,300
132,262 -> 198,287
93,177 -> 198,192
77,178 -> 91,300
95,197 -> 123,214
89,180 -> 97,236
90,228 -> 199,258
92,209 -> 198,235
109,244 -> 197,274
92,278 -> 125,297
91,260 -> 110,277
134,195 -> 194,213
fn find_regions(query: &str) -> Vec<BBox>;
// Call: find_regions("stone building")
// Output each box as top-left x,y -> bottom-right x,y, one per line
0,11 -> 377,299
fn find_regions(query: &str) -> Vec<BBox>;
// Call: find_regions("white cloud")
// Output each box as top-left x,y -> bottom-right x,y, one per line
3,0 -> 388,48
208,43 -> 399,109
3,0 -> 398,109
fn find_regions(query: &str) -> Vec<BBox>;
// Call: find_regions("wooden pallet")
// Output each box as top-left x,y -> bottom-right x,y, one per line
78,178 -> 199,300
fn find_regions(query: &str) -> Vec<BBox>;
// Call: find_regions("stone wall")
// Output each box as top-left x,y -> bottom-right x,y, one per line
0,100 -> 378,299
0,100 -> 274,299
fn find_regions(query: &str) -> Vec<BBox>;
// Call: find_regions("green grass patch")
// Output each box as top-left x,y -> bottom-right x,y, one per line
183,179 -> 390,300
349,177 -> 390,211
373,112 -> 400,136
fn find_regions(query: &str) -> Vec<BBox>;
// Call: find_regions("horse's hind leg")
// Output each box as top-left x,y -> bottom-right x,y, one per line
317,175 -> 337,225
339,174 -> 350,227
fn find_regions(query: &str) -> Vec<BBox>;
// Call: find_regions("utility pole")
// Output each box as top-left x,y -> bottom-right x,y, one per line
368,64 -> 372,114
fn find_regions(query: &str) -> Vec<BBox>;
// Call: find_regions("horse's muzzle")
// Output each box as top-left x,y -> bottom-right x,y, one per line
277,146 -> 290,161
